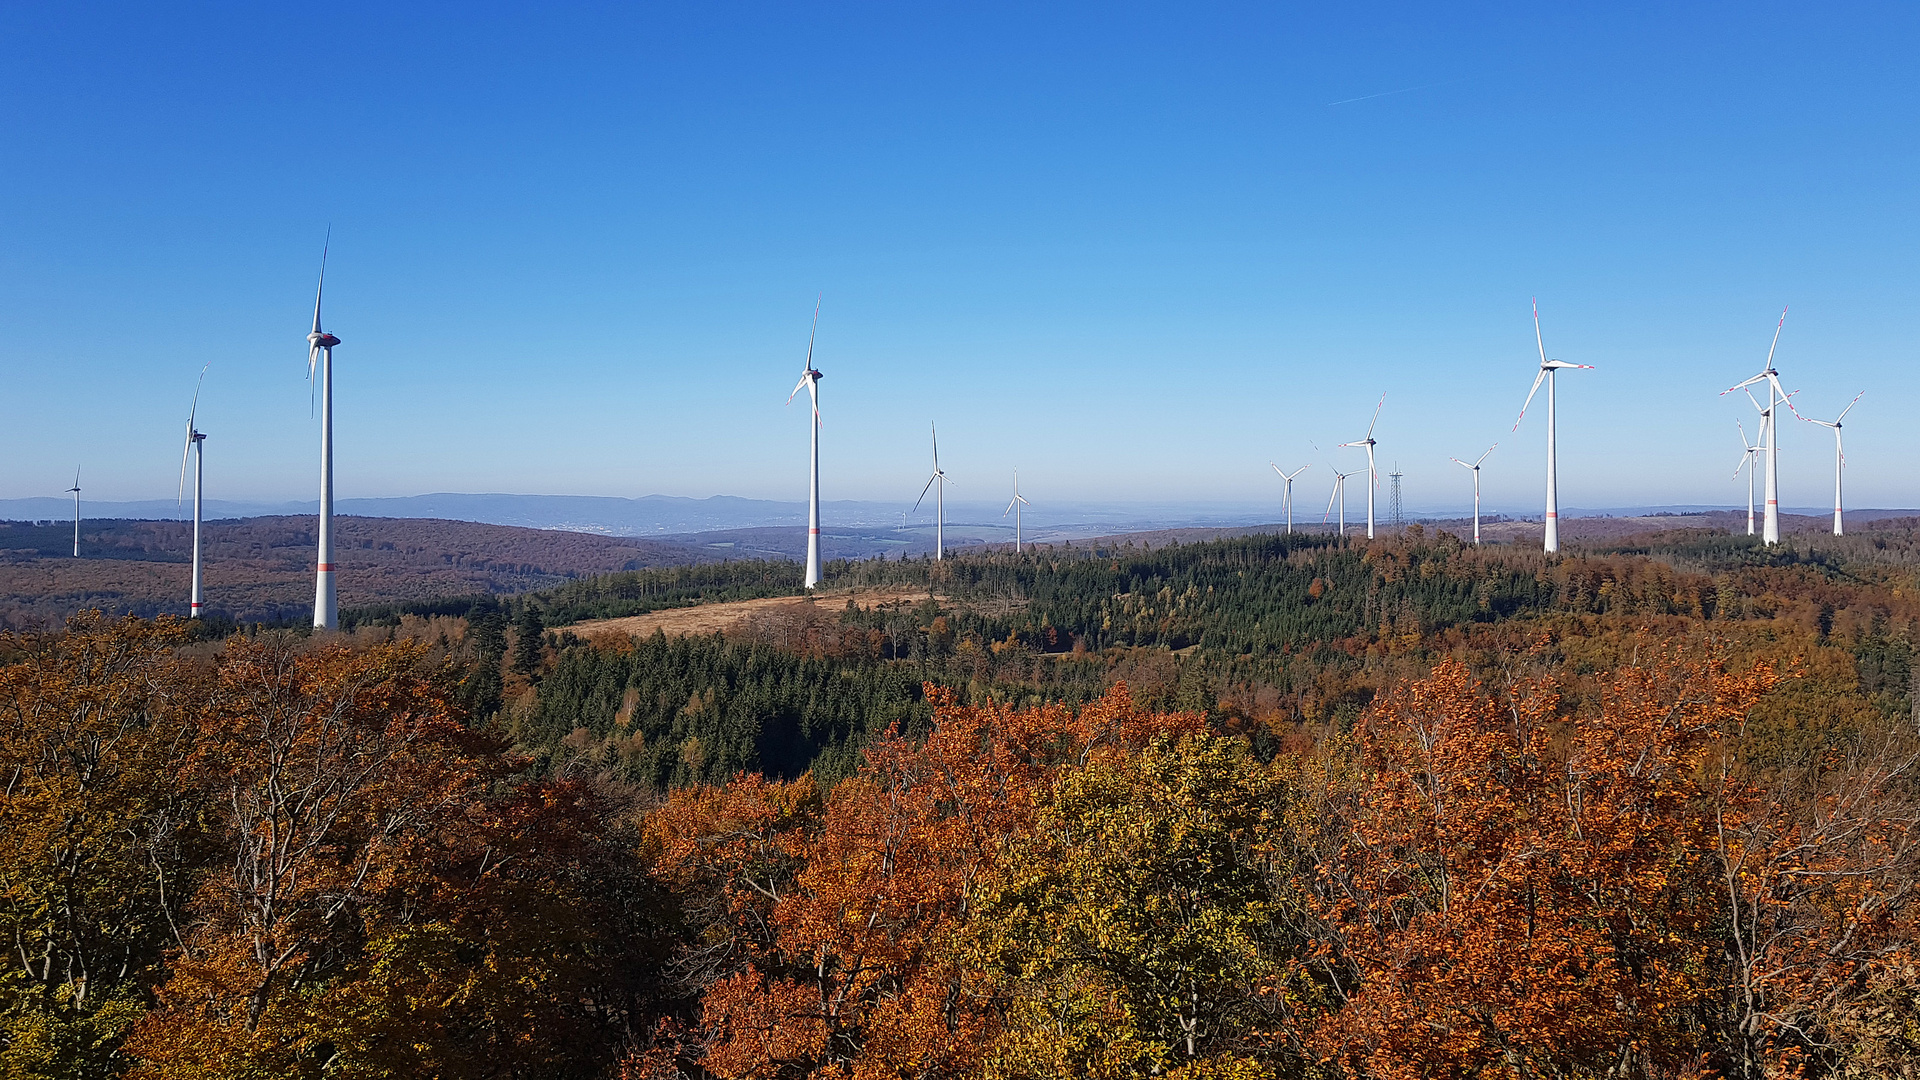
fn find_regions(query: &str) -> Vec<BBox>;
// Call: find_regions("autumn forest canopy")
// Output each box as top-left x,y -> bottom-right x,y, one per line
6,522 -> 1920,1079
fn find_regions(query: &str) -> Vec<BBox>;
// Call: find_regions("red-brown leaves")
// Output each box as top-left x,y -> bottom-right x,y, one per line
646,683 -> 1204,1079
1316,652 -> 1776,1079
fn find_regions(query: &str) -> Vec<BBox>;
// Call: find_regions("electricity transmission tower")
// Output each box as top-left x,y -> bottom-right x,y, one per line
1388,466 -> 1404,533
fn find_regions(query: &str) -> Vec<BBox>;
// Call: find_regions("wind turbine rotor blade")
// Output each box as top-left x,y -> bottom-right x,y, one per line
311,229 -> 330,336
930,422 -> 939,469
179,424 -> 194,507
1836,390 -> 1864,422
188,363 -> 208,429
1514,369 -> 1548,430
914,474 -> 937,513
1532,296 -> 1548,366
1764,304 -> 1788,370
1366,392 -> 1385,438
1475,443 -> 1497,466
1772,376 -> 1798,415
787,372 -> 811,405
804,293 -> 820,372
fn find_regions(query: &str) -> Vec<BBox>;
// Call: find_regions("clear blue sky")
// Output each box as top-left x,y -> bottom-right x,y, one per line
2,2 -> 1915,515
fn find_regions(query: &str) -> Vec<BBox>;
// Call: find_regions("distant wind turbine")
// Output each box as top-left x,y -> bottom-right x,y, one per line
914,423 -> 953,560
1339,394 -> 1385,539
787,297 -> 825,589
66,468 -> 81,558
1733,420 -> 1761,537
1323,468 -> 1352,538
1449,444 -> 1496,545
1722,306 -> 1791,545
1798,391 -> 1863,537
1513,299 -> 1594,554
307,235 -> 342,629
1004,469 -> 1030,552
178,365 -> 209,617
1269,463 -> 1310,535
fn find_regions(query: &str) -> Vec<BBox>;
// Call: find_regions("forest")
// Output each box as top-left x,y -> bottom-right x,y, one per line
4,520 -> 1920,1079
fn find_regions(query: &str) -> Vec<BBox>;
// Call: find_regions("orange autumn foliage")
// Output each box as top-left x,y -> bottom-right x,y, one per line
640,684 -> 1205,1079
1315,650 -> 1777,1079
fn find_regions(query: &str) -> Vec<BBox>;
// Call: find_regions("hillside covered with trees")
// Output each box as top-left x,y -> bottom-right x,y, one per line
5,520 -> 1920,1078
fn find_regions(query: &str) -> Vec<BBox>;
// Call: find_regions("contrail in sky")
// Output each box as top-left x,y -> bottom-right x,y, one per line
1326,79 -> 1461,107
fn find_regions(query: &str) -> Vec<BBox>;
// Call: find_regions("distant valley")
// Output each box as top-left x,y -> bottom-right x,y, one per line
3,506 -> 1909,629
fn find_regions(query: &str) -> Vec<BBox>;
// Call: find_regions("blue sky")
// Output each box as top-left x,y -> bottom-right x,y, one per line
2,2 -> 1915,516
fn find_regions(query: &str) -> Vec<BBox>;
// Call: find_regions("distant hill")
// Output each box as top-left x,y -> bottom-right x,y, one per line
0,516 -> 723,626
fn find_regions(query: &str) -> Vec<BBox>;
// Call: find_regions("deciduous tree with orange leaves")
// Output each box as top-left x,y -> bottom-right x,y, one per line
638,684 -> 1205,1080
1313,649 -> 1778,1079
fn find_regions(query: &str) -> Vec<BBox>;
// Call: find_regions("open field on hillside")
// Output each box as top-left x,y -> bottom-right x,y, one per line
569,585 -> 933,641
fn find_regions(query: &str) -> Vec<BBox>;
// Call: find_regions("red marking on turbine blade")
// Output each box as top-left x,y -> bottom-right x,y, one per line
809,528 -> 820,534
1546,512 -> 1558,518
317,564 -> 335,571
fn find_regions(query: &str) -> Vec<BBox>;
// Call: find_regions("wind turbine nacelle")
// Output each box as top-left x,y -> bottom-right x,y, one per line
310,332 -> 341,348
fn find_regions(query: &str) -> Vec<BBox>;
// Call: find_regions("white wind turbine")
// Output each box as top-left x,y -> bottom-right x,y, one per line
307,237 -> 342,629
914,423 -> 953,559
1004,469 -> 1030,552
787,297 -> 825,589
1339,394 -> 1385,539
66,468 -> 81,557
1449,444 -> 1496,545
1722,306 -> 1792,545
1733,420 -> 1761,537
1513,299 -> 1594,555
1323,468 -> 1352,537
1798,391 -> 1863,537
1269,463 -> 1310,535
178,365 -> 209,618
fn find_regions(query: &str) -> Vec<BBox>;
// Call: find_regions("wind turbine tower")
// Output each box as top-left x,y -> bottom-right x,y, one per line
1800,392 -> 1863,537
179,366 -> 209,617
1004,470 -> 1031,552
1269,463 -> 1309,535
1450,445 -> 1496,544
1723,307 -> 1792,545
914,423 -> 952,559
1734,421 -> 1761,537
66,468 -> 81,557
788,298 -> 825,588
1514,299 -> 1594,554
1339,395 -> 1385,539
307,239 -> 342,630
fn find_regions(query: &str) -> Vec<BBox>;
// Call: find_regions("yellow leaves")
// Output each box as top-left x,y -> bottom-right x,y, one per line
969,733 -> 1317,1076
